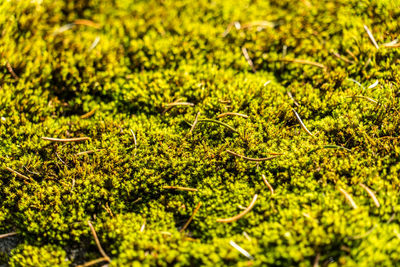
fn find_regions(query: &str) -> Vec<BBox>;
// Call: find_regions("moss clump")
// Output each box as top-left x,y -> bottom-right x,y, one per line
1,0 -> 400,265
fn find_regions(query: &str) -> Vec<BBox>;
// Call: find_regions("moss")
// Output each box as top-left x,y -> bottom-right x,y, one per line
1,0 -> 400,265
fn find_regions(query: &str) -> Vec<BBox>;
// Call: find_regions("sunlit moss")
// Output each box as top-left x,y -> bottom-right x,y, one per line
1,0 -> 400,265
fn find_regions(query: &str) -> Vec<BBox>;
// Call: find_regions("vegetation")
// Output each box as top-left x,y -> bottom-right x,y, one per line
1,0 -> 400,265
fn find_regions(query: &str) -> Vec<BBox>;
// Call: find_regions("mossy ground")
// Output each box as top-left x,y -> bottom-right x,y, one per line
1,0 -> 400,266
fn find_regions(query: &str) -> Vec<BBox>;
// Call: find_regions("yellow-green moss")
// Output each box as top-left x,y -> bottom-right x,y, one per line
1,0 -> 400,266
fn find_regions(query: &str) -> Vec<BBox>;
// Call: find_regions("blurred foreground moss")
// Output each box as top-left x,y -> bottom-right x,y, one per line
1,0 -> 400,266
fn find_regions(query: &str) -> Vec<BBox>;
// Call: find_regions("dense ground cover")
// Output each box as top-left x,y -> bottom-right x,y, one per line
1,0 -> 400,266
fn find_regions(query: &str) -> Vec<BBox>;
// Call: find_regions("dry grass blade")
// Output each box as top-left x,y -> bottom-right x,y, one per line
368,80 -> 379,89
217,194 -> 258,223
226,150 -> 281,162
76,149 -> 103,156
80,108 -> 98,119
5,167 -> 35,183
345,49 -> 358,62
261,174 -> 274,194
6,61 -> 19,79
77,257 -> 109,267
74,19 -> 101,29
196,119 -> 238,133
279,58 -> 326,69
346,95 -> 378,104
241,20 -> 274,29
330,50 -> 352,63
0,232 -> 18,239
180,202 -> 202,232
217,112 -> 248,119
129,129 -> 137,156
242,47 -> 256,72
338,188 -> 358,209
163,186 -> 198,192
313,253 -> 321,267
229,240 -> 254,260
292,109 -> 315,137
165,102 -> 194,107
287,91 -> 300,107
41,136 -> 90,142
364,25 -> 379,49
359,183 -> 380,208
188,111 -> 201,135
87,221 -> 111,262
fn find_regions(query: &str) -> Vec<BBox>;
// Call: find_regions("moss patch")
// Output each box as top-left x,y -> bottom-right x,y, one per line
1,0 -> 400,266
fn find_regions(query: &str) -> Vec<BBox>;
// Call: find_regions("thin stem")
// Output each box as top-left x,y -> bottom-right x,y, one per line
5,167 -> 35,183
292,109 -> 315,137
42,136 -> 90,142
163,186 -> 198,192
226,150 -> 280,161
87,221 -> 111,262
180,202 -> 202,232
217,112 -> 248,119
196,119 -> 238,133
261,174 -> 274,195
0,232 -> 18,239
338,188 -> 358,209
359,183 -> 380,208
217,194 -> 258,223
80,108 -> 98,119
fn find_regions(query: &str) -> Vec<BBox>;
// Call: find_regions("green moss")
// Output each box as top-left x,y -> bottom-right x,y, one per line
1,0 -> 400,265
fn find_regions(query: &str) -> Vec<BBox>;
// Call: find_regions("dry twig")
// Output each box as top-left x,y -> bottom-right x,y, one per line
242,47 -> 256,72
261,174 -> 274,194
292,109 -> 315,137
87,221 -> 111,262
163,186 -> 198,192
359,183 -> 380,208
217,112 -> 248,119
180,202 -> 202,232
42,136 -> 90,142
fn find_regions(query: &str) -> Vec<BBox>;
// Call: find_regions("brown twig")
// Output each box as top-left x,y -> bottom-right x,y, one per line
242,47 -> 256,72
188,111 -> 201,135
74,19 -> 101,29
6,61 -> 19,79
87,221 -> 111,262
41,136 -> 90,142
241,21 -> 274,30
226,150 -> 281,161
359,183 -> 380,208
76,149 -> 103,156
261,174 -> 274,195
5,167 -> 35,183
180,202 -> 202,232
217,112 -> 248,119
279,58 -> 326,69
77,257 -> 109,267
80,108 -> 97,119
163,186 -> 198,192
217,194 -> 258,223
345,49 -> 358,62
165,102 -> 194,107
0,232 -> 18,239
330,50 -> 352,63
